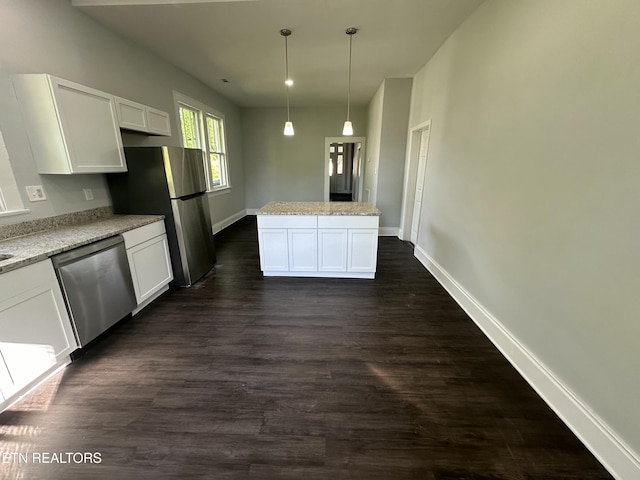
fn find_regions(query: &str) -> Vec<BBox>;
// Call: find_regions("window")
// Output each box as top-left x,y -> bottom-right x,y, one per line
175,92 -> 230,192
206,114 -> 227,188
178,105 -> 201,150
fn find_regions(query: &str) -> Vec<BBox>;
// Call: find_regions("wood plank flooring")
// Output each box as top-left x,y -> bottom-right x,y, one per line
0,216 -> 613,479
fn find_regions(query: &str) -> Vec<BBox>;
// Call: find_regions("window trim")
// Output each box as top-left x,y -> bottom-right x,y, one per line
173,91 -> 231,193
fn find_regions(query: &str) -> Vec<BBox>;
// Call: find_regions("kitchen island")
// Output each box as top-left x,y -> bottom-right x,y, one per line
256,201 -> 381,278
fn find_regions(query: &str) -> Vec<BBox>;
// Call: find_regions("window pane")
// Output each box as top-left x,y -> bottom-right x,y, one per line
209,153 -> 222,186
206,115 -> 225,154
179,106 -> 200,149
337,155 -> 343,174
206,116 -> 218,152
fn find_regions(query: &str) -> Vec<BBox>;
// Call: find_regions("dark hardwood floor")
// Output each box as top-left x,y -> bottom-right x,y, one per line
0,216 -> 612,479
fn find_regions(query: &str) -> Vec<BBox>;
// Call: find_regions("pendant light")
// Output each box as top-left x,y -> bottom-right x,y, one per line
343,27 -> 358,136
280,28 -> 294,136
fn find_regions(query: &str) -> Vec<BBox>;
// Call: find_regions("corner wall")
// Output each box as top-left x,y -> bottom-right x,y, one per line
365,78 -> 412,231
408,0 -> 640,477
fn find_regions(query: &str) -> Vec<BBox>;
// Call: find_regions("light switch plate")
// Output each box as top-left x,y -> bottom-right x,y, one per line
25,185 -> 47,202
83,188 -> 94,201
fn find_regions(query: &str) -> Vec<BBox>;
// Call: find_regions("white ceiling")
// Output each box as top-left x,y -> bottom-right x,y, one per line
72,0 -> 484,108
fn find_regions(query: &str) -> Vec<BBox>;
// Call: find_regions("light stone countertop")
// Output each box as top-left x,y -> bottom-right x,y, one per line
0,214 -> 164,275
256,201 -> 381,216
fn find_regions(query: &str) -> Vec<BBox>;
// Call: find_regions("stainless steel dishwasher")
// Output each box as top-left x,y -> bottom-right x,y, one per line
52,235 -> 137,347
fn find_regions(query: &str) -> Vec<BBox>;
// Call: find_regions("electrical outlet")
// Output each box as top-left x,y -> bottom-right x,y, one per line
25,185 -> 47,202
83,188 -> 94,201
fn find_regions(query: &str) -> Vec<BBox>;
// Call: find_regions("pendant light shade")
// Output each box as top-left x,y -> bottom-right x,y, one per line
284,121 -> 295,136
343,27 -> 358,136
281,28 -> 294,136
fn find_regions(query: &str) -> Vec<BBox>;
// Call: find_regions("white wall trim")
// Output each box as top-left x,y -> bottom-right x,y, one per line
414,245 -> 640,480
212,209 -> 247,234
399,119 -> 432,241
246,208 -> 258,215
378,226 -> 399,237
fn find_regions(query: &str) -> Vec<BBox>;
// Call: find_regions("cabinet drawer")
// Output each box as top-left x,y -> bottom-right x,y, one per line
122,220 -> 166,248
257,215 -> 317,229
317,215 -> 379,229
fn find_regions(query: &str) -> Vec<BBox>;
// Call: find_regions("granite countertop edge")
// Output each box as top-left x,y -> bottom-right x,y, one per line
256,201 -> 381,216
0,214 -> 164,275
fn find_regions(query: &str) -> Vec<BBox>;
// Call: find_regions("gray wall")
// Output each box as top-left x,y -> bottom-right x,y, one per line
365,78 -> 412,230
242,106 -> 367,210
0,0 -> 245,227
409,0 -> 640,465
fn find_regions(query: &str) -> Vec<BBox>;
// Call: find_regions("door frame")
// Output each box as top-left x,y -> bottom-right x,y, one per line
324,136 -> 366,202
399,120 -> 431,242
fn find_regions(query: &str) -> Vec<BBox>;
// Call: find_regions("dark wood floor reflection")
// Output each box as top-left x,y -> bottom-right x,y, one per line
0,216 -> 612,479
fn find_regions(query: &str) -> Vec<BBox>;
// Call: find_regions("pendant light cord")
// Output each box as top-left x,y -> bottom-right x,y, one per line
286,34 -> 290,122
346,32 -> 352,122
345,28 -> 357,123
282,29 -> 292,123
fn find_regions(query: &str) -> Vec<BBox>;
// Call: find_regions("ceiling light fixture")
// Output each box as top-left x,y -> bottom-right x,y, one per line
280,28 -> 294,136
343,27 -> 358,136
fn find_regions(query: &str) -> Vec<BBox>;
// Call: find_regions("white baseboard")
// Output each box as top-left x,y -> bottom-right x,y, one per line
212,210 -> 248,234
414,245 -> 640,480
246,208 -> 258,215
378,227 -> 400,237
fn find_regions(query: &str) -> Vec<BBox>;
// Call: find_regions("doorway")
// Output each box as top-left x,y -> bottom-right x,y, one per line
324,136 -> 365,202
399,121 -> 431,242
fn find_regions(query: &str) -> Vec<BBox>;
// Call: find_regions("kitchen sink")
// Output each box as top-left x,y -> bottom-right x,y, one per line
0,254 -> 14,261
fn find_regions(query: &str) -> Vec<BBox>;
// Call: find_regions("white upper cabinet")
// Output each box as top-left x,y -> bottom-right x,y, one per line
146,106 -> 172,136
114,96 -> 148,132
13,74 -> 127,174
114,96 -> 171,136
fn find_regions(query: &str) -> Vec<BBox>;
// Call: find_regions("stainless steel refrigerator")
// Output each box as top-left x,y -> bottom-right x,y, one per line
107,146 -> 216,287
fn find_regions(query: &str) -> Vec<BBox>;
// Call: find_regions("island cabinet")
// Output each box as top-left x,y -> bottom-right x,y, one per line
12,74 -> 126,174
257,206 -> 380,279
0,259 -> 78,408
122,220 -> 173,315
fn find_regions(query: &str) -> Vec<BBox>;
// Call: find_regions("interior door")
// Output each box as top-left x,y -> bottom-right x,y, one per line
410,127 -> 431,244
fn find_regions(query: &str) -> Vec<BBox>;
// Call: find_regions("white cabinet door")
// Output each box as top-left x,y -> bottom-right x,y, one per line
115,97 -> 171,136
288,229 -> 317,271
318,229 -> 348,272
127,234 -> 173,304
13,74 -> 126,174
146,106 -> 172,136
259,229 -> 289,271
115,96 -> 148,132
122,221 -> 173,313
347,229 -> 379,273
0,260 -> 77,400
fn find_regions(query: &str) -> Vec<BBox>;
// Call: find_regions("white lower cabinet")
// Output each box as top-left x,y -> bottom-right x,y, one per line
318,228 -> 348,272
288,229 -> 318,271
257,215 -> 379,278
347,229 -> 379,273
258,229 -> 289,271
0,259 -> 78,406
122,221 -> 173,314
